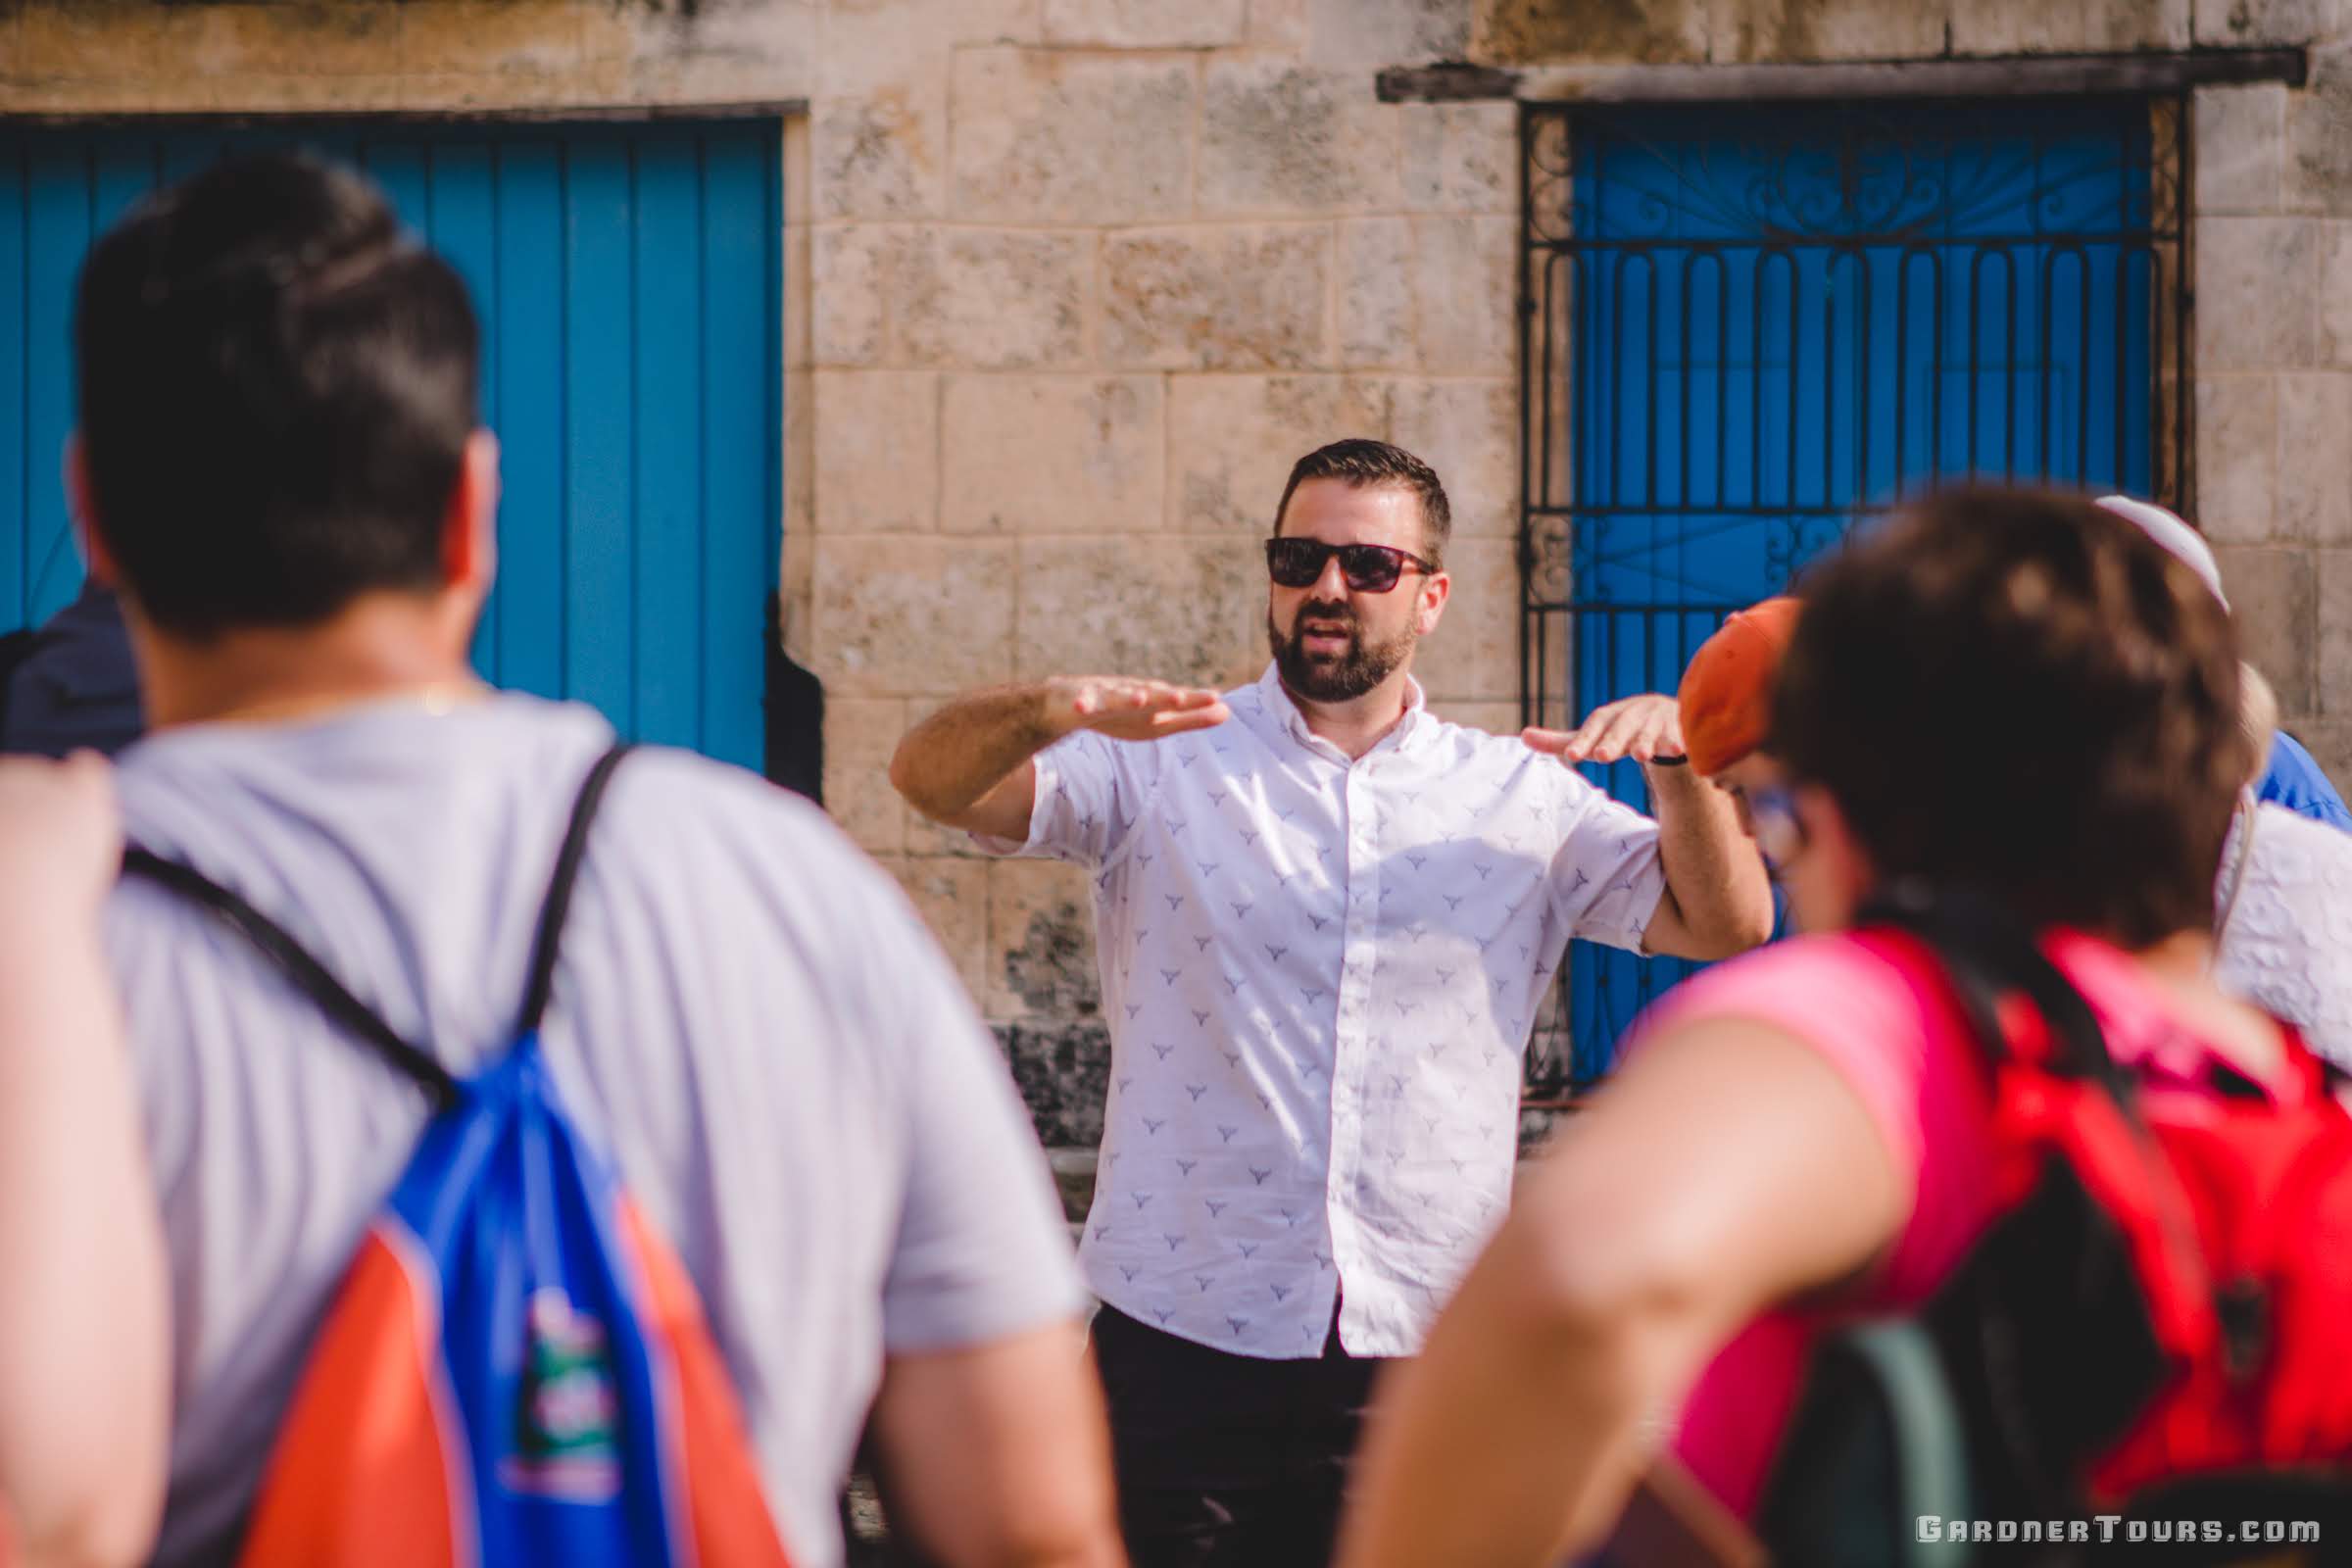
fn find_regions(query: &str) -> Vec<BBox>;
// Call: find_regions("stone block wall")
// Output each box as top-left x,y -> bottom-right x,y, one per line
2190,48 -> 2352,785
7,0 -> 2351,1143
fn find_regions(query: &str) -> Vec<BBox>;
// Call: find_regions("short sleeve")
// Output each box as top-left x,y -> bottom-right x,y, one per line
2257,734 -> 2352,833
1624,935 -> 1939,1189
1627,932 -> 2018,1310
1546,777 -> 1667,953
852,875 -> 1088,1351
971,728 -> 1157,869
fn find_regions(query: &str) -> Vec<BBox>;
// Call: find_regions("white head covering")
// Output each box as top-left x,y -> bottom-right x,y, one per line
2094,494 -> 2230,612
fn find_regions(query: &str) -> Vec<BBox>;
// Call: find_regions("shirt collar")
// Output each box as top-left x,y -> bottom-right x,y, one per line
1252,662 -> 1434,759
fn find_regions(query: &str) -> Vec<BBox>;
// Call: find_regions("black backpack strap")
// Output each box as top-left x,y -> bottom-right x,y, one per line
514,742 -> 634,1038
1850,885 -> 2184,1517
121,847 -> 462,1111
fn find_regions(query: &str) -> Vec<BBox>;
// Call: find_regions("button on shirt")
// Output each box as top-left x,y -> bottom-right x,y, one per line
987,665 -> 1666,1358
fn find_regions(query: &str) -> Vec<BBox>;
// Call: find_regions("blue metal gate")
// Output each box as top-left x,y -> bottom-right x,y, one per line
1,119 -> 781,771
1520,95 -> 2190,1092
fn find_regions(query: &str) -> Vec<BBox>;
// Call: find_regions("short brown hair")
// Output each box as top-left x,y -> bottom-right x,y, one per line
1272,439 -> 1451,568
77,152 -> 477,640
1774,487 -> 2245,948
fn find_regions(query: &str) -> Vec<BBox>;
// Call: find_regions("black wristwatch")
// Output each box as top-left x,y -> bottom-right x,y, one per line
1648,754 -> 1690,767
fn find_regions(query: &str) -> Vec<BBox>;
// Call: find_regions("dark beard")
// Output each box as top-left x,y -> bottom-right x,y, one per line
1268,601 -> 1414,703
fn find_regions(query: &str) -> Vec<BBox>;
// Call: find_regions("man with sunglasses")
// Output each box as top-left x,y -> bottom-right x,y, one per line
890,437 -> 1773,1568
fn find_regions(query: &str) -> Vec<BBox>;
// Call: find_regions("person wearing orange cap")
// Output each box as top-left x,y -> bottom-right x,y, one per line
1675,597 -> 1801,862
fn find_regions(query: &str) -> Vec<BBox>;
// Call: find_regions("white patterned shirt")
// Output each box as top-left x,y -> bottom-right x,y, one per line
983,665 -> 1667,1358
2215,800 -> 2352,1072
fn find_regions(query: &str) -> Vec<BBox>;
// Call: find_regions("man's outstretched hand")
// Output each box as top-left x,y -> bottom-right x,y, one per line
1048,676 -> 1230,744
889,673 -> 1230,837
1523,693 -> 1686,767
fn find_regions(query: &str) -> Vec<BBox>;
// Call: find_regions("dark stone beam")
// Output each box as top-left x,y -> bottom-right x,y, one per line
1377,47 -> 2308,104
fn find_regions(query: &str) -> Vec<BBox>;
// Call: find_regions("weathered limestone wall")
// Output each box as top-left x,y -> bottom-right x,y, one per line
1468,0 -> 2192,63
6,0 -> 2349,1141
0,2 -> 820,113
2180,6 -> 2352,791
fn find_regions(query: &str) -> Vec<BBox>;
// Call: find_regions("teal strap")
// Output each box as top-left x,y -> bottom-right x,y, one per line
1838,1321 -> 1976,1567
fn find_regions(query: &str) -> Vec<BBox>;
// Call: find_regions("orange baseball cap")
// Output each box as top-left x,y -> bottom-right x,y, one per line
1678,597 -> 1801,776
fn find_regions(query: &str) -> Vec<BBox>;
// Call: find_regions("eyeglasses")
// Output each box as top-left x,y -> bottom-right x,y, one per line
1264,537 -> 1439,594
1745,784 -> 1808,870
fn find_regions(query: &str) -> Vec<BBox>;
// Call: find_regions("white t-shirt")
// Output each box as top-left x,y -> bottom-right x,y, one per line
103,693 -> 1083,1568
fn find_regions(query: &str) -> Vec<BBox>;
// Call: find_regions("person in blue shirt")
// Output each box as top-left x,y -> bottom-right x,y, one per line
2097,496 -> 2350,832
2256,729 -> 2352,830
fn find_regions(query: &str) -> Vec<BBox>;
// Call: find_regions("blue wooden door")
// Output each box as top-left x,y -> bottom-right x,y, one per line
1538,96 -> 2175,1079
1,120 -> 781,770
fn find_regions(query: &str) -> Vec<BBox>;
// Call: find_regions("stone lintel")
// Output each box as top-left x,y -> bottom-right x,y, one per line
1377,46 -> 2307,105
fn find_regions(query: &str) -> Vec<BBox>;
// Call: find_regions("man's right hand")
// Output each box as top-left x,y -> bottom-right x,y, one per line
892,675 -> 1230,841
1045,676 -> 1230,744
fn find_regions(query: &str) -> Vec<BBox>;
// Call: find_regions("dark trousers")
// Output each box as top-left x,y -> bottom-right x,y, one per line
1092,1304 -> 1388,1568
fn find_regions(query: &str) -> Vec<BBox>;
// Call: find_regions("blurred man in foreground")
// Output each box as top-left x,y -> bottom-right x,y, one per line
77,153 -> 1118,1568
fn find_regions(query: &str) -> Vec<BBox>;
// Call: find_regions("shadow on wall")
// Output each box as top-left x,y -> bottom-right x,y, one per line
995,895 -> 1111,1149
765,591 -> 824,804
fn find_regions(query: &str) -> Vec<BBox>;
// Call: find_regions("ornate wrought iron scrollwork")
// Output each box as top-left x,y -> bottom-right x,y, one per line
1528,102 -> 2176,250
1525,513 -> 1572,608
1525,111 -> 1576,245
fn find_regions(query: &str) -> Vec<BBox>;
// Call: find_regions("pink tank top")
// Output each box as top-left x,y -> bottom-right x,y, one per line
1635,927 -> 2276,1517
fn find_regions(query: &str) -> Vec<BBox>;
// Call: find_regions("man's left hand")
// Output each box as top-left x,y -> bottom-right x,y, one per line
1524,694 -> 1686,767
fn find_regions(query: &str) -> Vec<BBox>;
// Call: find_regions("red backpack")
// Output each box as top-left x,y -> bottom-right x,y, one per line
1760,889 -> 2352,1563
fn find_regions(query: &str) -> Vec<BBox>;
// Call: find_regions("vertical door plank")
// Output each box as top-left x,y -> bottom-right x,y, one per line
159,134 -> 228,182
358,137 -> 428,229
629,129 -> 703,751
562,131 -> 635,729
698,126 -> 776,771
24,137 -> 89,624
493,136 -> 566,701
90,132 -> 157,235
427,138 -> 504,682
0,139 -> 27,625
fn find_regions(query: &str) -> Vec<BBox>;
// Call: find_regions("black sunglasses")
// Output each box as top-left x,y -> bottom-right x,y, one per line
1264,537 -> 1440,593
